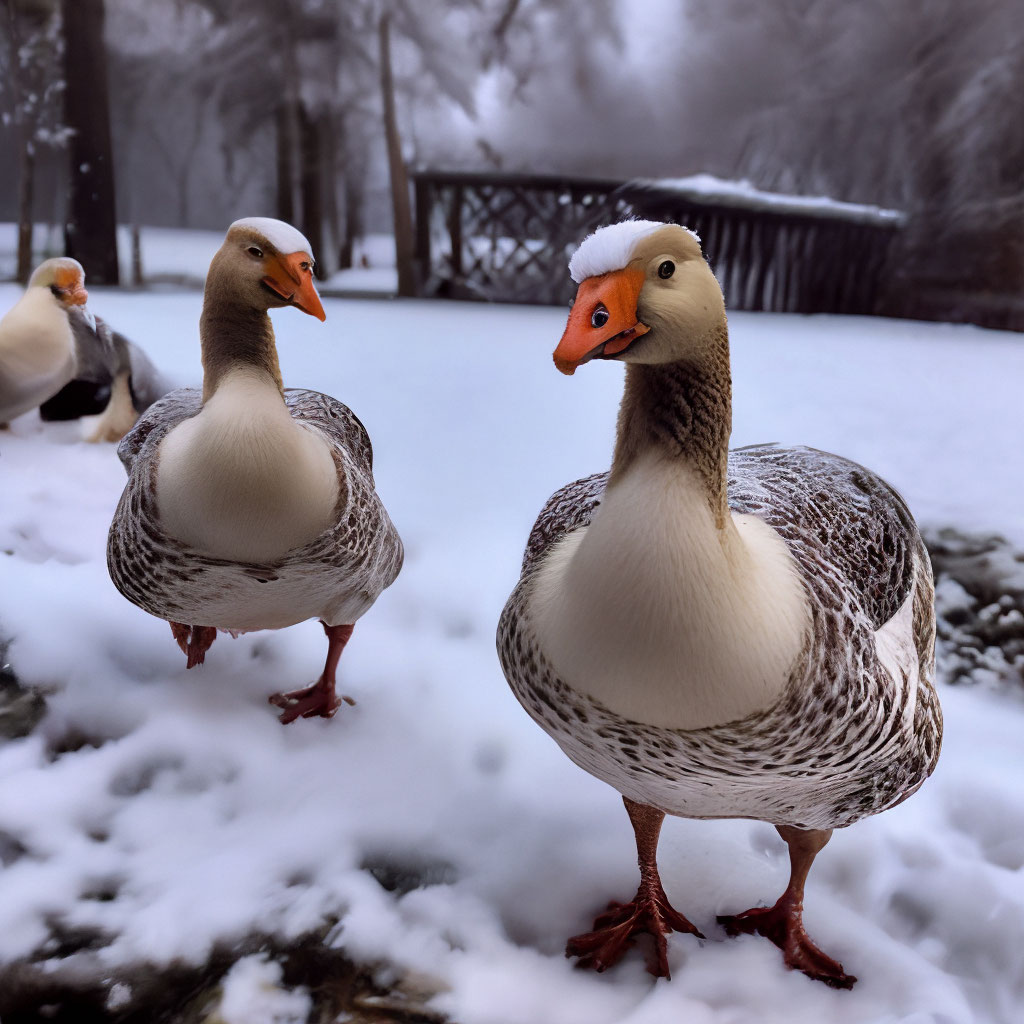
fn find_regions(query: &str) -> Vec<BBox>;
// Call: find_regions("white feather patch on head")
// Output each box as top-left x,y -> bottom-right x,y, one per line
230,217 -> 314,257
568,220 -> 700,283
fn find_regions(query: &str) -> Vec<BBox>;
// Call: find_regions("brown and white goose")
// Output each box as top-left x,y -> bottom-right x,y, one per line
497,220 -> 942,988
0,257 -> 167,441
107,217 -> 403,724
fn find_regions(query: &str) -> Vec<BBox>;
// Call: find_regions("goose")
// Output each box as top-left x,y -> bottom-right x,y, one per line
106,217 -> 403,724
0,257 -> 168,441
496,220 -> 942,988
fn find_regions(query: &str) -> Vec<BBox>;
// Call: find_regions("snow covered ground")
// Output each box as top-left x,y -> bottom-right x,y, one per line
0,224 -> 397,294
1,287 -> 1023,1023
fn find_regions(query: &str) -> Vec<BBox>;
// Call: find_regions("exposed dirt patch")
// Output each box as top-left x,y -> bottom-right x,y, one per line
0,638 -> 47,740
0,932 -> 449,1024
925,527 -> 1024,689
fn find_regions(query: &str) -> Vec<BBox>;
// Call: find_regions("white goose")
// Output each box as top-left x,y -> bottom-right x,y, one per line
107,218 -> 403,723
0,257 -> 166,441
497,220 -> 942,987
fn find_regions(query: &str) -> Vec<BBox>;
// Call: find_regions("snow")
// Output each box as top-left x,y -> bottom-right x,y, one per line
568,220 -> 680,282
630,175 -> 906,226
230,218 -> 313,258
0,282 -> 1023,1023
0,225 -> 397,295
216,956 -> 311,1024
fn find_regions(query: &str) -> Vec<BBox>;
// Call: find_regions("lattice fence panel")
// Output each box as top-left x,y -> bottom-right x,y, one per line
413,171 -> 903,314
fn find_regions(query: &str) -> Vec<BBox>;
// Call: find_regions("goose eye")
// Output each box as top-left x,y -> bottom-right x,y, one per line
248,246 -> 263,258
591,305 -> 610,329
658,260 -> 675,279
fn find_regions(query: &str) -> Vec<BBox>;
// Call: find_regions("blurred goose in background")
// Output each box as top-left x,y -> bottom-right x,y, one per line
0,257 -> 168,441
107,217 -> 403,724
497,220 -> 942,988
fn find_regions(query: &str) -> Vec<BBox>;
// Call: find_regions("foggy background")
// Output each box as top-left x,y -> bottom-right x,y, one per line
2,0 -> 1023,313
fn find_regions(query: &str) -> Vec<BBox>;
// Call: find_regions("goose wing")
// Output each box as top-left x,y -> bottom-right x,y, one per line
727,443 -> 920,631
521,471 -> 609,577
284,387 -> 403,594
283,388 -> 374,475
116,387 -> 202,474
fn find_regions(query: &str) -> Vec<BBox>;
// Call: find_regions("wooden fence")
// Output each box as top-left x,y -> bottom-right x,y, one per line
412,170 -> 905,313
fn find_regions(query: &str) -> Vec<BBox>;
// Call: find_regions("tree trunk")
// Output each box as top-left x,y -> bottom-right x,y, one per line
336,115 -> 363,271
275,102 -> 296,224
379,12 -> 416,297
16,141 -> 35,284
131,223 -> 144,286
61,0 -> 119,284
176,165 -> 191,227
275,1 -> 301,226
320,111 -> 340,279
341,165 -> 365,270
4,0 -> 37,284
299,104 -> 325,280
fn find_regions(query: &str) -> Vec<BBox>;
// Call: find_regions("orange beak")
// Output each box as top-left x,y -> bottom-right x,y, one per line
53,266 -> 88,306
552,266 -> 649,375
262,251 -> 326,321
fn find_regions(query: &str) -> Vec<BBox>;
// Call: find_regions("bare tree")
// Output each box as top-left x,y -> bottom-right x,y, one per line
171,0 -> 486,290
379,10 -> 414,295
337,105 -> 373,269
0,0 -> 65,282
89,0 -> 628,296
676,0 -> 1024,303
175,0 -> 364,275
61,0 -> 118,283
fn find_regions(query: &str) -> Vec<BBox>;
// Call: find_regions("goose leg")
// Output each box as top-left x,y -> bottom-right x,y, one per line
718,825 -> 856,989
268,621 -> 356,725
566,796 -> 703,979
169,621 -> 217,668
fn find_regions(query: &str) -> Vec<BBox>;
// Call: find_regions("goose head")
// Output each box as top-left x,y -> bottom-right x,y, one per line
553,221 -> 725,375
207,217 -> 326,321
28,257 -> 89,309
